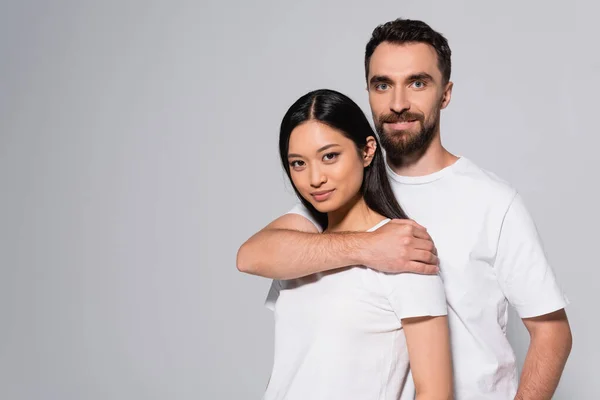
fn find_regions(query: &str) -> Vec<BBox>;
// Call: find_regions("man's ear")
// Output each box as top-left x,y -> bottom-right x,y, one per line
441,81 -> 454,109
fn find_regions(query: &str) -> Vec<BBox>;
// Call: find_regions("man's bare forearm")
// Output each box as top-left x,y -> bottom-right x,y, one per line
515,312 -> 572,400
237,228 -> 368,279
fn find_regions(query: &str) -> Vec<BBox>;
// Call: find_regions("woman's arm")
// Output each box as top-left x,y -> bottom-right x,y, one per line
403,315 -> 454,400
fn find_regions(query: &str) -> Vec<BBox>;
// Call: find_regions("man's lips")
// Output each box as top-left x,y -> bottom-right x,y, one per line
385,120 -> 418,129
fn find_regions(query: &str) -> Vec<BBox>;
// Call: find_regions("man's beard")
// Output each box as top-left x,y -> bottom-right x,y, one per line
375,109 -> 439,165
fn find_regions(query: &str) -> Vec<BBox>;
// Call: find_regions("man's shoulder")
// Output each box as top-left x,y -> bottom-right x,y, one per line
456,157 -> 518,206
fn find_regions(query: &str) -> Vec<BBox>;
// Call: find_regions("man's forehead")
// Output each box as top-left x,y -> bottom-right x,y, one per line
368,42 -> 440,80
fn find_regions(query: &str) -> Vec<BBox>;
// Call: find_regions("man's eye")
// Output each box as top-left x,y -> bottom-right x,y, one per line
376,83 -> 389,90
412,81 -> 426,89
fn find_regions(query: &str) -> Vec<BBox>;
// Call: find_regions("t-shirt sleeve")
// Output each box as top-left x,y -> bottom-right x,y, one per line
378,273 -> 448,320
495,193 -> 569,318
286,203 -> 323,233
264,280 -> 281,311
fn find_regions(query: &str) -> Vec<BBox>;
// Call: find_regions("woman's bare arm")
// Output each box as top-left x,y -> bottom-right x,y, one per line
403,315 -> 454,400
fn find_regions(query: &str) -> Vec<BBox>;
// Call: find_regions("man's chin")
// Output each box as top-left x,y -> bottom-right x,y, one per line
383,133 -> 419,148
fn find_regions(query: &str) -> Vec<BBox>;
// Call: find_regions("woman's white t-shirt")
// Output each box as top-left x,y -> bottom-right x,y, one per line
263,219 -> 448,400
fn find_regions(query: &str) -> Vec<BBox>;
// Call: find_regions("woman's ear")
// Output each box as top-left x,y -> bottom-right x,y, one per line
363,136 -> 377,167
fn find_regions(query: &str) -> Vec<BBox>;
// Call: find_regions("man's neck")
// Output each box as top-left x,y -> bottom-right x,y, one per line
387,137 -> 458,177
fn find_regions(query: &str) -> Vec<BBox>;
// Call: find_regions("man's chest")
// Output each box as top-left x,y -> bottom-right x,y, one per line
398,193 -> 506,303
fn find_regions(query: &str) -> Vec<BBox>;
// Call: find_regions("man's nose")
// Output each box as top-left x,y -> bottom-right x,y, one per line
390,87 -> 410,114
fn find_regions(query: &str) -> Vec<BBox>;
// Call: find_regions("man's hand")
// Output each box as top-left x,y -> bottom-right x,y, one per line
360,219 -> 440,275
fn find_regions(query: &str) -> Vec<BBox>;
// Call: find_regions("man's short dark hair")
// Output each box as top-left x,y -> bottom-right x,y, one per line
365,18 -> 452,84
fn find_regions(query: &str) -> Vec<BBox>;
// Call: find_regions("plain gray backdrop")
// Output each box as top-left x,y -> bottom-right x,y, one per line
1,0 -> 598,399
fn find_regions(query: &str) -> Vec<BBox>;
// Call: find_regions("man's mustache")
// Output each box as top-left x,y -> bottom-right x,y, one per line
379,112 -> 423,124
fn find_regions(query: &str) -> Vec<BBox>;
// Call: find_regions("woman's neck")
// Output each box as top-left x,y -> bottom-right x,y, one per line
325,195 -> 387,233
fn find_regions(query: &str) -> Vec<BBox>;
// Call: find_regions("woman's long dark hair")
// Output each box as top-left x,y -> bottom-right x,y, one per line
279,89 -> 408,230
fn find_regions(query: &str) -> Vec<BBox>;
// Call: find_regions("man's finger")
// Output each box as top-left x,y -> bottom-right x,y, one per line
409,226 -> 433,241
411,238 -> 437,255
404,261 -> 440,275
389,218 -> 427,231
410,249 -> 439,266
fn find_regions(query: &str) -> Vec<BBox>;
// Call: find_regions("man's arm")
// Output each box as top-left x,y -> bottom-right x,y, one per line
236,214 -> 440,280
514,309 -> 572,400
492,192 -> 571,398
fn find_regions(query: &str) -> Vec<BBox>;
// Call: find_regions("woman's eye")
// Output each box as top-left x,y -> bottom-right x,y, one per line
323,152 -> 339,162
290,160 -> 305,168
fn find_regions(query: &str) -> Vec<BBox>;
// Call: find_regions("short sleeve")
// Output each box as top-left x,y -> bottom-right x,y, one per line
378,273 -> 448,320
264,280 -> 281,311
286,203 -> 322,233
495,193 -> 569,318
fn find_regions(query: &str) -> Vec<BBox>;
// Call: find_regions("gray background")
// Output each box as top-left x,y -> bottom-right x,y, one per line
0,0 -> 597,399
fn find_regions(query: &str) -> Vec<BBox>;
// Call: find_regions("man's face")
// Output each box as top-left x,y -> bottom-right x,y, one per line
367,42 -> 452,161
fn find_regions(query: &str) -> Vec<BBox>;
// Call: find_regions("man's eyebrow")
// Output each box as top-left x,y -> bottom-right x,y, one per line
288,144 -> 341,159
369,73 -> 436,85
369,75 -> 394,85
407,72 -> 435,82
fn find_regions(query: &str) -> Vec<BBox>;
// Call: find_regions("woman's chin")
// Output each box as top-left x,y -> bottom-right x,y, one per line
310,201 -> 337,214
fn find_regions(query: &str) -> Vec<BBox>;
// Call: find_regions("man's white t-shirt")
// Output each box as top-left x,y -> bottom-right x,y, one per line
275,157 -> 569,400
263,219 -> 448,400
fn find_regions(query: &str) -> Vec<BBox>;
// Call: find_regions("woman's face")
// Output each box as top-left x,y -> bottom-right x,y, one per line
287,121 -> 374,214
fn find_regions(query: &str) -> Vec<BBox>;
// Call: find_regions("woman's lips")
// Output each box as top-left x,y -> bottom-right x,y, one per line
311,189 -> 335,202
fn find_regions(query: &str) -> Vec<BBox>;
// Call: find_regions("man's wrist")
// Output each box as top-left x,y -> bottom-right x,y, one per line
347,231 -> 371,266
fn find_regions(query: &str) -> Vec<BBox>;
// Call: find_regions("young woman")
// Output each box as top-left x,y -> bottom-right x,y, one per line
263,89 -> 453,400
